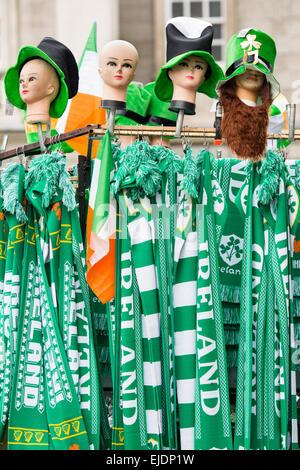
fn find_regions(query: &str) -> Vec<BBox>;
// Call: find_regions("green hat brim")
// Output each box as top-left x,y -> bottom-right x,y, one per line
4,45 -> 69,119
216,62 -> 280,101
154,51 -> 224,102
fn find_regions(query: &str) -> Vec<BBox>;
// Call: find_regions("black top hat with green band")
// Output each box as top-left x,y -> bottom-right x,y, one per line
114,83 -> 152,126
4,37 -> 79,119
216,28 -> 280,100
154,17 -> 224,103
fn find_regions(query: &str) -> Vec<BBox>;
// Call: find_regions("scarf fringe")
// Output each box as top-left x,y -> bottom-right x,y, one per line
221,284 -> 241,303
258,150 -> 285,205
111,140 -> 162,201
1,163 -> 27,223
25,151 -> 76,211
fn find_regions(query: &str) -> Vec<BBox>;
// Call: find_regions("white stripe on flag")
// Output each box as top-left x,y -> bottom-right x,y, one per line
128,217 -> 152,245
180,427 -> 195,450
146,409 -> 162,435
135,265 -> 157,292
143,361 -> 162,387
142,313 -> 161,339
89,158 -> 101,211
176,379 -> 195,404
174,330 -> 196,356
173,281 -> 196,308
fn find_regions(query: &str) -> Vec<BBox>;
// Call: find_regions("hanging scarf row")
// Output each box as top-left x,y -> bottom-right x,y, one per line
0,151 -> 111,450
95,129 -> 300,451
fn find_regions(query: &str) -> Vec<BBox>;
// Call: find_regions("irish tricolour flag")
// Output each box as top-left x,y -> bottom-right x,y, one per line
56,21 -> 106,157
86,130 -> 116,303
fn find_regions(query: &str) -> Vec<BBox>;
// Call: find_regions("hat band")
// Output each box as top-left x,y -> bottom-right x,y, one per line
116,108 -> 148,125
225,55 -> 273,77
148,115 -> 176,127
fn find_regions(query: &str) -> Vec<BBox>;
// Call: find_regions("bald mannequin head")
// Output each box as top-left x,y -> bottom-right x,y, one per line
19,58 -> 60,123
99,40 -> 139,102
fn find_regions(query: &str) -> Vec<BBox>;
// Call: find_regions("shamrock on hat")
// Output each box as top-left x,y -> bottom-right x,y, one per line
154,17 -> 224,103
4,37 -> 79,118
216,28 -> 280,100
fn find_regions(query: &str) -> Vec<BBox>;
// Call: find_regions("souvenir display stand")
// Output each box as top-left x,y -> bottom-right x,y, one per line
0,20 -> 300,452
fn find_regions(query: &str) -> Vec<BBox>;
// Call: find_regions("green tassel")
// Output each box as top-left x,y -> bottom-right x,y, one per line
180,145 -> 202,199
153,145 -> 183,173
294,277 -> 300,297
111,140 -> 162,200
25,150 -> 76,211
1,163 -> 27,223
222,303 -> 241,324
220,284 -> 241,303
258,150 -> 285,205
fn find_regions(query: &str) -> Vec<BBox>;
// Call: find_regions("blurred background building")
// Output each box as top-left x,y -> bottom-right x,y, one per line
1,0 -> 300,156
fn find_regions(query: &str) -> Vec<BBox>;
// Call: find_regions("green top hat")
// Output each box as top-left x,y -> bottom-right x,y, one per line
217,28 -> 280,100
155,17 -> 224,102
4,37 -> 78,119
114,82 -> 152,126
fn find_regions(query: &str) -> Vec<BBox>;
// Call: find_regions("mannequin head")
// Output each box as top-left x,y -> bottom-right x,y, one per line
234,68 -> 266,103
19,58 -> 60,124
168,54 -> 208,103
99,40 -> 139,102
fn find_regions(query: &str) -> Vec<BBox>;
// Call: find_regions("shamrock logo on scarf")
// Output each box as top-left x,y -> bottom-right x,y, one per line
219,235 -> 244,266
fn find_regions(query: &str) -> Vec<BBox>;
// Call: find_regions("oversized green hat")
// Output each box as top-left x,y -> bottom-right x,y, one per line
114,82 -> 152,126
217,28 -> 280,100
155,17 -> 225,102
4,37 -> 78,119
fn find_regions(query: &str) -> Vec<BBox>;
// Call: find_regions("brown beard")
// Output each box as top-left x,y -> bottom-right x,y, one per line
219,79 -> 272,162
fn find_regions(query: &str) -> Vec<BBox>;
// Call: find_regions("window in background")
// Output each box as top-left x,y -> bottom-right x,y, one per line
166,0 -> 226,65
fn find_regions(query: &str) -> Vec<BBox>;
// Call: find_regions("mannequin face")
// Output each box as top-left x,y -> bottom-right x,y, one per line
99,40 -> 138,89
235,69 -> 265,93
19,58 -> 59,105
168,55 -> 208,91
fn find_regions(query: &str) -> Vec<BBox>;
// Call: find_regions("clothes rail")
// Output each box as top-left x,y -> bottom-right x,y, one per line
1,124 -> 300,162
0,124 -> 100,161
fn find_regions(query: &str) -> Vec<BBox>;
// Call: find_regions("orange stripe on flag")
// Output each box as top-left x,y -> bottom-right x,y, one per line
64,92 -> 106,157
86,206 -> 115,303
86,239 -> 116,304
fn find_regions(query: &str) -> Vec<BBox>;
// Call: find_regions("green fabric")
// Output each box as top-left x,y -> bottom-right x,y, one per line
114,83 -> 152,127
233,151 -> 299,450
155,50 -> 224,102
194,151 -> 232,449
144,82 -> 177,123
4,45 -> 69,119
217,28 -> 280,100
0,167 -> 25,444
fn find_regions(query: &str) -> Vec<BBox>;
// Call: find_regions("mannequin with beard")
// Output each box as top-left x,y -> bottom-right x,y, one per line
217,29 -> 280,162
219,68 -> 272,162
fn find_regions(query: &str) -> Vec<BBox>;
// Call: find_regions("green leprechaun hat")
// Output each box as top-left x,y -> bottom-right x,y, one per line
4,37 -> 78,119
217,28 -> 280,100
114,82 -> 152,126
154,17 -> 224,102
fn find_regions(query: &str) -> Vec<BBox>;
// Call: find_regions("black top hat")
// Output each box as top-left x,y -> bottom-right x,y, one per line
37,37 -> 79,99
166,17 -> 214,61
